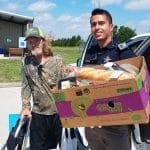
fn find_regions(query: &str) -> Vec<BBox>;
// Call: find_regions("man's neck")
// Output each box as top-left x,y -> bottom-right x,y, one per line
36,55 -> 50,65
36,54 -> 42,62
98,36 -> 112,48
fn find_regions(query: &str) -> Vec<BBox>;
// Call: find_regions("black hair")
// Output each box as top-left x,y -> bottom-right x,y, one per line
90,8 -> 112,24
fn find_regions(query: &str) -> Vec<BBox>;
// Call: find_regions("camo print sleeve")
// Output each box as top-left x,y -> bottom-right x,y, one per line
55,55 -> 68,80
21,60 -> 31,110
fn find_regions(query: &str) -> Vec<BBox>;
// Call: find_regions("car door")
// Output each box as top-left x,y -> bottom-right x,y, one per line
78,34 -> 97,67
134,37 -> 150,69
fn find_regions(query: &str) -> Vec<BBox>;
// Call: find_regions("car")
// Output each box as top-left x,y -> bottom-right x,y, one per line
77,33 -> 150,67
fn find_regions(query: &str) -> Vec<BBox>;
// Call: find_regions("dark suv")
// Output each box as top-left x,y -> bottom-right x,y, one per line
78,33 -> 150,67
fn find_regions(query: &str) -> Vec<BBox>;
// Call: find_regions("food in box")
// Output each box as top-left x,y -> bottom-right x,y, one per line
53,56 -> 150,128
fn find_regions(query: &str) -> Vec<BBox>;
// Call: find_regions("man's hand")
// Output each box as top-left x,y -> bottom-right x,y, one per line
90,126 -> 102,128
20,108 -> 32,118
66,65 -> 80,77
66,65 -> 79,73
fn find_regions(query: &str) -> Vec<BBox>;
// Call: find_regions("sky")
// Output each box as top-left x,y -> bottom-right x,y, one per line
0,0 -> 150,40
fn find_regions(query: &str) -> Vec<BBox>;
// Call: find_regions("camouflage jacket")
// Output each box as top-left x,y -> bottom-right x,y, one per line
21,55 -> 67,115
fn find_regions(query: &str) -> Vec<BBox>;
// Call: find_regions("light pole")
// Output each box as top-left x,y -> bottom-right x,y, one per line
93,0 -> 101,8
97,0 -> 101,8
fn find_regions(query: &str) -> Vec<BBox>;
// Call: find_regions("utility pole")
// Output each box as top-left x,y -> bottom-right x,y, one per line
97,0 -> 101,8
93,0 -> 101,8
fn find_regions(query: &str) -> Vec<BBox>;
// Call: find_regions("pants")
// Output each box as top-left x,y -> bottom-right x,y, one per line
85,126 -> 131,150
30,112 -> 62,150
135,142 -> 150,150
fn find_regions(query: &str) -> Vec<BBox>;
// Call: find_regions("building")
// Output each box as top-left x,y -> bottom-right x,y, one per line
0,11 -> 34,55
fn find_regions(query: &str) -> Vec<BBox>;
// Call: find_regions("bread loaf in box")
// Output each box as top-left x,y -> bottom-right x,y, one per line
77,67 -> 113,81
77,64 -> 138,81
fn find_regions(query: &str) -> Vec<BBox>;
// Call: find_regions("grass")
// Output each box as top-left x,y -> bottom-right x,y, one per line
0,46 -> 82,83
53,46 -> 82,64
0,59 -> 22,82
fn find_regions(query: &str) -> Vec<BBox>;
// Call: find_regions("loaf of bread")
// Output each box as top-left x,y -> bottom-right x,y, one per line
77,67 -> 96,79
77,64 -> 138,81
77,68 -> 113,81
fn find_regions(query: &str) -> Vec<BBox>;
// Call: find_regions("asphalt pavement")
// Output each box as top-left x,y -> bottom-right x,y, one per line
0,83 -> 21,147
0,83 -> 149,150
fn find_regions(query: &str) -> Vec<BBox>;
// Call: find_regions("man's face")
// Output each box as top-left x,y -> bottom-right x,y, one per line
27,37 -> 44,56
90,14 -> 113,42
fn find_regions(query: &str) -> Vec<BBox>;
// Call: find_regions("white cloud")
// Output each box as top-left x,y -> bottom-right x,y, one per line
124,21 -> 136,30
34,13 -> 53,23
55,13 -> 90,39
91,0 -> 122,7
57,15 -> 73,22
34,12 -> 90,39
28,1 -> 56,13
33,12 -> 54,34
69,24 -> 80,30
123,18 -> 150,34
125,0 -> 150,10
140,16 -> 150,26
141,20 -> 150,26
3,3 -> 19,12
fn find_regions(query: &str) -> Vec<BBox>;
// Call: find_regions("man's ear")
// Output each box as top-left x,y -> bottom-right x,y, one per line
110,24 -> 114,32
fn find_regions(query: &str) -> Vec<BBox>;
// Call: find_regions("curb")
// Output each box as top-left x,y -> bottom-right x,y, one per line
0,82 -> 21,88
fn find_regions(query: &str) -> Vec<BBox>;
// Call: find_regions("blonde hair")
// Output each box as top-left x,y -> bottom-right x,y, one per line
42,37 -> 53,57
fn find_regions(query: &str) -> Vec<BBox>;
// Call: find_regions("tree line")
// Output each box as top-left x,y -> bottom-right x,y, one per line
52,26 -> 137,47
52,35 -> 84,47
113,26 -> 136,43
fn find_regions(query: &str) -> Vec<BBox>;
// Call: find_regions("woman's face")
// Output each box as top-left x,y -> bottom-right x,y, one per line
27,37 -> 44,56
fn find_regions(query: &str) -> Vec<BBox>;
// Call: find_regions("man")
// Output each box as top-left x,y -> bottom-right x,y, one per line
20,27 -> 66,150
84,8 -> 136,150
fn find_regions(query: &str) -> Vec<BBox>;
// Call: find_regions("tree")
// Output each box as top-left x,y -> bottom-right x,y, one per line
113,26 -> 137,42
52,35 -> 84,47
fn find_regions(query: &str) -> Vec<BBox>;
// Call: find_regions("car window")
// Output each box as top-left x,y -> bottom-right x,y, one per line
87,36 -> 98,50
142,45 -> 150,61
129,41 -> 143,51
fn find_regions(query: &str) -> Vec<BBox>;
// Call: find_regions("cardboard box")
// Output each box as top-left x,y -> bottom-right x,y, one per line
53,56 -> 150,128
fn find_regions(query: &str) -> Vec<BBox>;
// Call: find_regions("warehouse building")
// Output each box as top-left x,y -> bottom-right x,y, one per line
0,11 -> 34,56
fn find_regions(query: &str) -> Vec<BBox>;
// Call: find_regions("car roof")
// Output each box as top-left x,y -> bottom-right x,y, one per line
126,34 -> 150,45
130,33 -> 150,39
126,36 -> 145,44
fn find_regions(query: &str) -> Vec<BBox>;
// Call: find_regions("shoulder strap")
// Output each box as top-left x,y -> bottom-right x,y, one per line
22,56 -> 35,90
38,66 -> 57,106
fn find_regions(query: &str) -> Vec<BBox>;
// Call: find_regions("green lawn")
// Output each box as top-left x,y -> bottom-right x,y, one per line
0,47 -> 82,82
53,46 -> 81,64
0,59 -> 22,82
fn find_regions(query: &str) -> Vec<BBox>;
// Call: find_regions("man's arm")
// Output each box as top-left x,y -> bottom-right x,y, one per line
55,55 -> 68,80
21,59 -> 32,117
